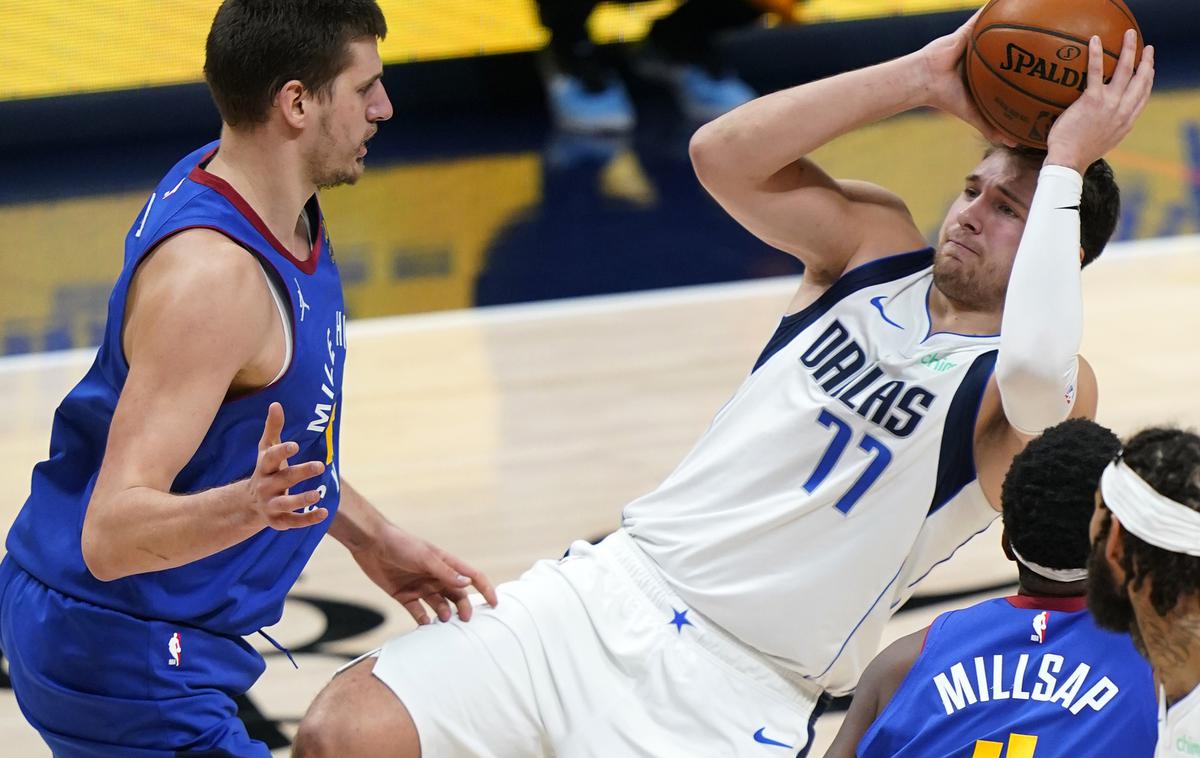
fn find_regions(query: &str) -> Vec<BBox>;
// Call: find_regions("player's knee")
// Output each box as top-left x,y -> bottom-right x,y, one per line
294,658 -> 422,758
292,701 -> 339,758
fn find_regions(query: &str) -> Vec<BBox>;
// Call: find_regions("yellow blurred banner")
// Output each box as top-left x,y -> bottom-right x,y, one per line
1,86 -> 1195,354
0,0 -> 980,102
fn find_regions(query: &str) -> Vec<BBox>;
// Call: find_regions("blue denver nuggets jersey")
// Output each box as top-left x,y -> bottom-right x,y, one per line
4,141 -> 346,636
858,595 -> 1157,757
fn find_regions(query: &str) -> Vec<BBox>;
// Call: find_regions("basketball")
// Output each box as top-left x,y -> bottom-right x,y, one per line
966,0 -> 1143,149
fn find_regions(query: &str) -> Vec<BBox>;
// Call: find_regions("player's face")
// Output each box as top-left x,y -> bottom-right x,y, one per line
933,152 -> 1037,310
1086,494 -> 1142,649
308,38 -> 393,189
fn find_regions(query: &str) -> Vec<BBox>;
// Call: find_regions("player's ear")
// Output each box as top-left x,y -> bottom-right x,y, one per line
277,80 -> 308,129
1000,531 -> 1016,563
1104,513 -> 1127,580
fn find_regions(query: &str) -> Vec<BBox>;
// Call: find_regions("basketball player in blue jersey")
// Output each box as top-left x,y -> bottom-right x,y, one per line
1088,429 -> 1200,756
294,11 -> 1155,758
0,2 -> 496,757
826,418 -> 1156,757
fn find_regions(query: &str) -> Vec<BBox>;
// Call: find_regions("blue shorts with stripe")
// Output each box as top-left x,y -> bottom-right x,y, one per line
0,557 -> 271,757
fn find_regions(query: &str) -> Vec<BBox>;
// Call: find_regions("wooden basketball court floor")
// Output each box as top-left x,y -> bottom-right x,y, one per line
0,234 -> 1197,756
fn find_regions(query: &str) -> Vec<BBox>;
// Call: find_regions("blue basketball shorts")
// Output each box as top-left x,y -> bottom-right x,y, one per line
0,557 -> 271,757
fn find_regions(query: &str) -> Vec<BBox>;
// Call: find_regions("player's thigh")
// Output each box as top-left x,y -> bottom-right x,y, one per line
294,656 -> 419,758
366,597 -> 553,758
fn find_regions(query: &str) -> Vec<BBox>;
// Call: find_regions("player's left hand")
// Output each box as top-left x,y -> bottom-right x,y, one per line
349,525 -> 498,625
1046,30 -> 1155,173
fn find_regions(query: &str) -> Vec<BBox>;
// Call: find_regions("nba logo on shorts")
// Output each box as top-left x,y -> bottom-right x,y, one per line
168,632 -> 183,666
1030,611 -> 1048,644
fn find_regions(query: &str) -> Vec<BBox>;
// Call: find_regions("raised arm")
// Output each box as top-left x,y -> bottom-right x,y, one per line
976,32 -> 1155,507
81,231 -> 327,581
688,9 -> 1004,281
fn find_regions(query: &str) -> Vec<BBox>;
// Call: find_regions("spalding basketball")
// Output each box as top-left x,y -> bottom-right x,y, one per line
966,0 -> 1143,149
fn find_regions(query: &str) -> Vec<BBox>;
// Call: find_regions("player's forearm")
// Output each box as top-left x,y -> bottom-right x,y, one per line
81,481 -> 264,581
996,165 -> 1084,434
690,53 -> 930,187
326,478 -> 387,555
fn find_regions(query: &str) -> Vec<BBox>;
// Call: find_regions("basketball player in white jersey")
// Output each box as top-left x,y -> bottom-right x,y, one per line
293,11 -> 1155,757
1089,428 -> 1200,756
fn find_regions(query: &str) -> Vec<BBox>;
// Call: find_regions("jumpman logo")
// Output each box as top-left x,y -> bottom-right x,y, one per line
294,278 -> 310,322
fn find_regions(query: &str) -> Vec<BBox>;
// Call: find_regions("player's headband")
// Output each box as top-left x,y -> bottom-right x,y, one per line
1009,544 -> 1087,583
1100,458 -> 1200,557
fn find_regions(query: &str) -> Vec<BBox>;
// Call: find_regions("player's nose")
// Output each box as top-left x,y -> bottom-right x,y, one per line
369,84 -> 393,123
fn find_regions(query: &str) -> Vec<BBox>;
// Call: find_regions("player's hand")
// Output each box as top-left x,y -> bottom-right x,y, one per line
916,6 -> 1014,146
1046,30 -> 1155,173
248,402 -> 328,530
349,524 -> 498,625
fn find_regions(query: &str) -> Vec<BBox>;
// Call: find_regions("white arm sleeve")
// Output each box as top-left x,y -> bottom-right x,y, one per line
995,164 -> 1084,436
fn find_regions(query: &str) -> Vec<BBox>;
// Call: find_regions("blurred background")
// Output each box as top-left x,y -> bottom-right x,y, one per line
0,1 -> 1197,753
1,0 -> 1196,356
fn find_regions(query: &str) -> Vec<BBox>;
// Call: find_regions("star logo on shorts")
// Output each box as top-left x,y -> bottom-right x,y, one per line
668,608 -> 693,633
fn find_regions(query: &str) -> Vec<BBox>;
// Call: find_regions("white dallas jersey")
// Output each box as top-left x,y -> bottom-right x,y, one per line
1157,684 -> 1200,756
623,249 -> 1001,695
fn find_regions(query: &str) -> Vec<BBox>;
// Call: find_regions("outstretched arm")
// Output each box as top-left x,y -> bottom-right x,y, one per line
977,32 -> 1154,508
328,481 -> 499,625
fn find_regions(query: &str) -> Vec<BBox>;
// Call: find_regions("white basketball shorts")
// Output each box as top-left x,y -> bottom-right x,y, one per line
363,529 -> 828,757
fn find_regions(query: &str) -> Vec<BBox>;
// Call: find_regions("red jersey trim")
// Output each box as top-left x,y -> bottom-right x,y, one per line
188,148 -> 323,275
1005,594 -> 1087,612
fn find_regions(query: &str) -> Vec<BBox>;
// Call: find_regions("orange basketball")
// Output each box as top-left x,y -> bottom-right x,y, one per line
966,0 -> 1143,149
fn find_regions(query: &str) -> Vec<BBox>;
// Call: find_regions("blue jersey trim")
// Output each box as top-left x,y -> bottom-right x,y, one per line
928,350 -> 998,515
751,248 -> 933,373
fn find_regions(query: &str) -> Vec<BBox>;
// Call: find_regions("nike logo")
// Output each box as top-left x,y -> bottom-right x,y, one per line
870,296 -> 904,329
1056,205 -> 1080,210
753,728 -> 794,749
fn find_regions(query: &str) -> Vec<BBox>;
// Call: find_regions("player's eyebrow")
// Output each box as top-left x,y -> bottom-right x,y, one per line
358,71 -> 383,90
964,174 -> 1030,210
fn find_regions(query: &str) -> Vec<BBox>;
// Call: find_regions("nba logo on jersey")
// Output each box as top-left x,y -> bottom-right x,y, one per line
168,632 -> 182,666
1030,611 -> 1048,644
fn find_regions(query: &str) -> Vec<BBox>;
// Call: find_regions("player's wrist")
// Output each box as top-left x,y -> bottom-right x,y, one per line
1043,144 -> 1091,175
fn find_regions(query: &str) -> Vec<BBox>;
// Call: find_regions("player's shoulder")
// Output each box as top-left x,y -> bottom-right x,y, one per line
133,230 -> 274,332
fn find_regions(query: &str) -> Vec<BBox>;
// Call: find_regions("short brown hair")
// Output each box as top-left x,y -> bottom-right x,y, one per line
204,0 -> 387,127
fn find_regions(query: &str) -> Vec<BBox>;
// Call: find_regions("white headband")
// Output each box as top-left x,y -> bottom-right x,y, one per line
1010,544 -> 1088,583
1100,459 -> 1200,557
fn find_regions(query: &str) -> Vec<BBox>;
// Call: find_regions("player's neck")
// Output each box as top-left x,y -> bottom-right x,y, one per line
206,127 -> 316,259
926,285 -> 1001,336
1135,595 -> 1200,706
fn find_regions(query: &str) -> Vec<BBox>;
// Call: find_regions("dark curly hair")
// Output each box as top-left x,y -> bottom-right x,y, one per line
1105,427 -> 1200,616
983,145 -> 1120,267
204,0 -> 387,127
1002,418 -> 1121,570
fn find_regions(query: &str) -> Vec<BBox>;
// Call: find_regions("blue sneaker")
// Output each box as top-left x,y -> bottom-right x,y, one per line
634,49 -> 756,123
674,66 -> 756,122
541,55 -> 635,134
